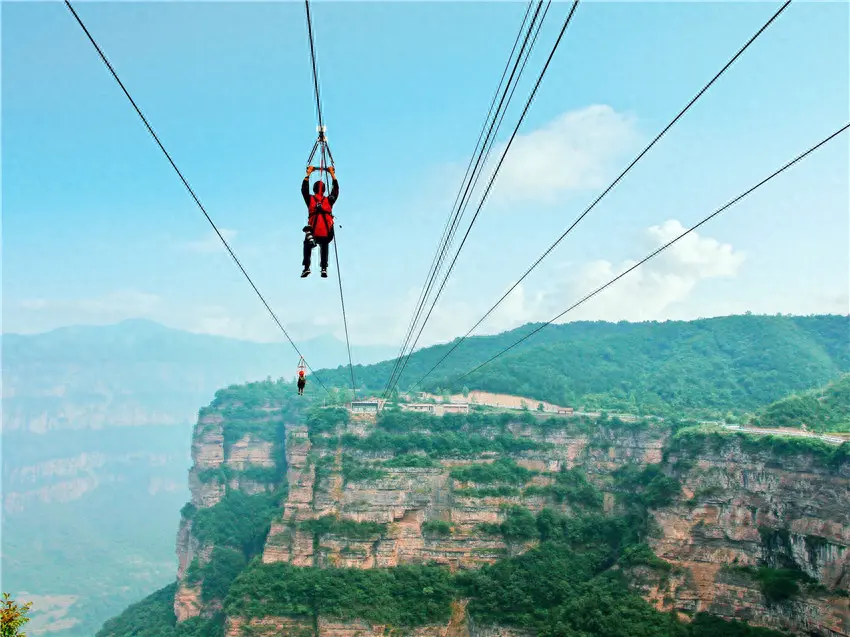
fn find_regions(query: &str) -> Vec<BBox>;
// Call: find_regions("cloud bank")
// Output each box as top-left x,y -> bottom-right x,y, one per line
485,104 -> 640,206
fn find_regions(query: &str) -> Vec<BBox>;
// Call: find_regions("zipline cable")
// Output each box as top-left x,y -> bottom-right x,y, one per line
305,0 -> 324,131
386,0 -> 554,398
408,0 -> 793,393
322,140 -> 357,399
383,1 -> 545,397
64,0 -> 331,395
381,0 -> 538,399
386,0 -> 580,398
384,0 -> 553,398
305,0 -> 358,399
431,0 -> 552,293
332,240 -> 357,400
448,122 -> 849,386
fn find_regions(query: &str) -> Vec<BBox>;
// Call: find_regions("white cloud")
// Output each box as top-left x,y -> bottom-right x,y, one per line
179,229 -> 238,254
645,220 -> 745,279
185,305 -> 285,343
337,283 -> 536,350
358,220 -> 748,347
18,299 -> 49,310
484,105 -> 640,206
530,219 -> 747,323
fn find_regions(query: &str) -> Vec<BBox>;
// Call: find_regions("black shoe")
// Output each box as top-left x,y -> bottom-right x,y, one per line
301,267 -> 310,278
321,268 -> 328,278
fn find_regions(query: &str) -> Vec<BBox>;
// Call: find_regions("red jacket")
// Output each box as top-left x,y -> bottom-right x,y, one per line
302,178 -> 339,239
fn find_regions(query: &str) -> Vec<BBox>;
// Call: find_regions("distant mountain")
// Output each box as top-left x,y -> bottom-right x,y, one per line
315,314 -> 850,417
0,319 -> 396,637
2,424 -> 192,637
1,319 -> 397,432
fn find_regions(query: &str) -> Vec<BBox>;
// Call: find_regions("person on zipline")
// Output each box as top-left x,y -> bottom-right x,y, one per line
297,369 -> 306,395
301,165 -> 339,278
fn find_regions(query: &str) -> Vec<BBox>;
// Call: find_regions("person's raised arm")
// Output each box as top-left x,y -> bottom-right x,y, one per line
302,167 -> 314,205
328,166 -> 339,204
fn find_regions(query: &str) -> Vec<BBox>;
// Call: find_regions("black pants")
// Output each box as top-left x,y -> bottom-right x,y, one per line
303,229 -> 334,269
297,379 -> 306,395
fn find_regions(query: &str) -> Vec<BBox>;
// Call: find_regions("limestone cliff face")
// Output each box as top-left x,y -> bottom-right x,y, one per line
223,600 -> 528,637
259,417 -> 653,572
173,396 -> 849,636
174,405 -> 282,621
645,437 -> 849,637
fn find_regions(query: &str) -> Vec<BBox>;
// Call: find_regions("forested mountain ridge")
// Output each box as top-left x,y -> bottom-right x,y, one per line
96,380 -> 849,637
316,314 -> 850,417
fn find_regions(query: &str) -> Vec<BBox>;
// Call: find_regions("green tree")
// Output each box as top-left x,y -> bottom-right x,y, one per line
1,593 -> 33,637
537,403 -> 545,412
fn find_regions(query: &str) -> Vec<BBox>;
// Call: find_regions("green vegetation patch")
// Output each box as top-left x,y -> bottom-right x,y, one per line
341,430 -> 549,458
306,406 -> 349,434
299,515 -> 386,540
381,453 -> 438,468
732,566 -> 817,605
455,485 -> 521,498
342,454 -> 387,483
198,547 -> 247,603
450,457 -> 535,485
618,543 -> 673,572
523,466 -> 604,509
312,452 -> 336,487
475,505 -> 539,542
225,562 -> 455,627
613,463 -> 682,509
421,520 -> 452,537
218,409 -> 282,451
191,491 -> 280,556
686,614 -> 797,637
196,465 -> 279,485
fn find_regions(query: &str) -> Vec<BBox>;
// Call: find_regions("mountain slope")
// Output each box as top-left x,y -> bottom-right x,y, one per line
751,373 -> 850,432
315,314 -> 850,416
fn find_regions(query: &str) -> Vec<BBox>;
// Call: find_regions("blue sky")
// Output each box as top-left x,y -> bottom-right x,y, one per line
3,0 -> 848,353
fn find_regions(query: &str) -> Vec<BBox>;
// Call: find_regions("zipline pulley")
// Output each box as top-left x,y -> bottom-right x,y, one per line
305,126 -> 335,195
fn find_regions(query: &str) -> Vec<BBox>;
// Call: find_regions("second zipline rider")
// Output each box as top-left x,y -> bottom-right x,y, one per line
301,165 -> 339,278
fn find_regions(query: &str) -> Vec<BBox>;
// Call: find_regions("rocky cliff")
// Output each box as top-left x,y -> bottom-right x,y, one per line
100,380 -> 849,637
642,430 -> 849,636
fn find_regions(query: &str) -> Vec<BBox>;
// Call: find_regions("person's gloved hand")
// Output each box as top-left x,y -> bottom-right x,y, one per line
306,166 -> 315,176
